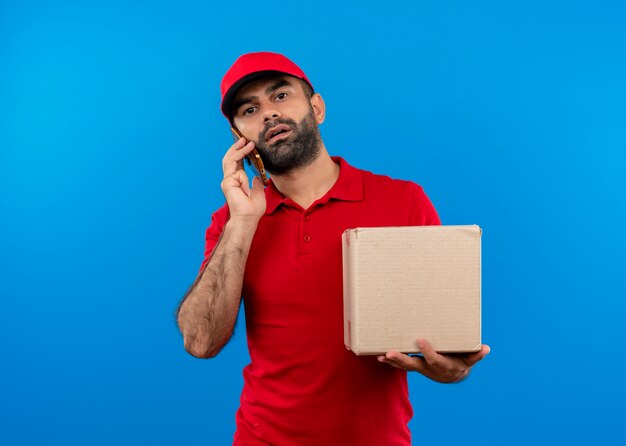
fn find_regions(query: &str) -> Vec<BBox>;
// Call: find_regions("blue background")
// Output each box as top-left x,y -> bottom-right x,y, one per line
2,1 -> 625,444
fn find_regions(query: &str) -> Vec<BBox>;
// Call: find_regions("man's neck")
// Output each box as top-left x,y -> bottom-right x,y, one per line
270,145 -> 340,210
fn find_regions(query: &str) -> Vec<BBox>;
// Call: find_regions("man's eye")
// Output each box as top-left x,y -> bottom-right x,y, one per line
243,107 -> 256,116
275,92 -> 287,101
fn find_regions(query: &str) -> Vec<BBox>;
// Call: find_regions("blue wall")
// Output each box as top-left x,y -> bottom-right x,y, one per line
2,1 -> 625,444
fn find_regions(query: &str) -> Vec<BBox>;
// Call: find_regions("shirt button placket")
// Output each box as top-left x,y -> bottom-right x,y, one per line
300,212 -> 313,254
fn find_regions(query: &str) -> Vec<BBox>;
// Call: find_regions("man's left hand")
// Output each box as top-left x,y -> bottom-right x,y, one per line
377,338 -> 490,383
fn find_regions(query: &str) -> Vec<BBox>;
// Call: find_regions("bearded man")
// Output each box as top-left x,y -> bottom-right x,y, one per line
176,52 -> 490,446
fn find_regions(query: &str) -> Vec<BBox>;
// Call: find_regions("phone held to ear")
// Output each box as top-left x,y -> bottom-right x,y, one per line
230,126 -> 269,186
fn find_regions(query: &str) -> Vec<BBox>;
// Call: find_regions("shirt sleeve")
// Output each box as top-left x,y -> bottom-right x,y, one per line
409,183 -> 441,226
198,203 -> 230,273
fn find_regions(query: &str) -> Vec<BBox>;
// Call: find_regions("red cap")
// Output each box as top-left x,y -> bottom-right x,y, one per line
220,52 -> 314,121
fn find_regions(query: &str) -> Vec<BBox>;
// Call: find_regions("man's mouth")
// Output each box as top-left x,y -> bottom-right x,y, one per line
265,124 -> 292,144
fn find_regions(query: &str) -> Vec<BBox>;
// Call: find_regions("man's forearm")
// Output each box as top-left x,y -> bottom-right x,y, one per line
177,219 -> 257,358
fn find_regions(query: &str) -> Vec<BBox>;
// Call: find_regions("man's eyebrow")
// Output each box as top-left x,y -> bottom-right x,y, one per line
233,95 -> 258,114
265,79 -> 292,94
233,79 -> 294,114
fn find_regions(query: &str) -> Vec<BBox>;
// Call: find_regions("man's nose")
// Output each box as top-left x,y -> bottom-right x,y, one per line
263,107 -> 280,122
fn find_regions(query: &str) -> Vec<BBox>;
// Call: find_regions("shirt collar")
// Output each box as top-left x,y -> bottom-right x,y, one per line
264,156 -> 363,215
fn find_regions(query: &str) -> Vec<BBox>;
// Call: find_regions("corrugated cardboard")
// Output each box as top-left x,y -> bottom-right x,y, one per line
342,225 -> 481,355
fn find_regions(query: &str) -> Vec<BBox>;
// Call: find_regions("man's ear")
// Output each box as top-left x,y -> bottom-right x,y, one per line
310,93 -> 326,125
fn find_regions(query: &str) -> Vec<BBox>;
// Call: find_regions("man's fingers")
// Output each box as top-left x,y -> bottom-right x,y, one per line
416,338 -> 448,368
222,170 -> 251,197
224,140 -> 255,168
240,171 -> 251,197
378,342 -> 491,382
223,139 -> 255,177
464,344 -> 491,367
379,351 -> 427,372
223,137 -> 248,160
378,354 -> 410,371
377,356 -> 405,370
232,141 -> 256,162
250,176 -> 265,199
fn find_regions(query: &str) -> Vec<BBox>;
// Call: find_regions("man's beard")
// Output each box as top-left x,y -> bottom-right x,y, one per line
255,109 -> 322,175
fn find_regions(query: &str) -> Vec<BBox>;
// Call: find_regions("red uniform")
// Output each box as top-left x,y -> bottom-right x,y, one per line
201,157 -> 441,445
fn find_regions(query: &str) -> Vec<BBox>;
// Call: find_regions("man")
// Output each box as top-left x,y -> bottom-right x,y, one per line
176,52 -> 490,445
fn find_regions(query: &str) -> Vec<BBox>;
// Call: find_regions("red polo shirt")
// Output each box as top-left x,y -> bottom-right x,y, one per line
200,157 -> 441,446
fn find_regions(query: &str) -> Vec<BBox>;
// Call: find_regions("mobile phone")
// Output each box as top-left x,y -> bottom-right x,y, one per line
230,126 -> 269,186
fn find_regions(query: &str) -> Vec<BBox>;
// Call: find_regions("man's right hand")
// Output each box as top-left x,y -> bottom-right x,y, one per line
221,137 -> 267,223
177,137 -> 265,359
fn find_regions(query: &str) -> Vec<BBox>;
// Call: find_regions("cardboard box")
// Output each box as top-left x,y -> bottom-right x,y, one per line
342,225 -> 482,355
